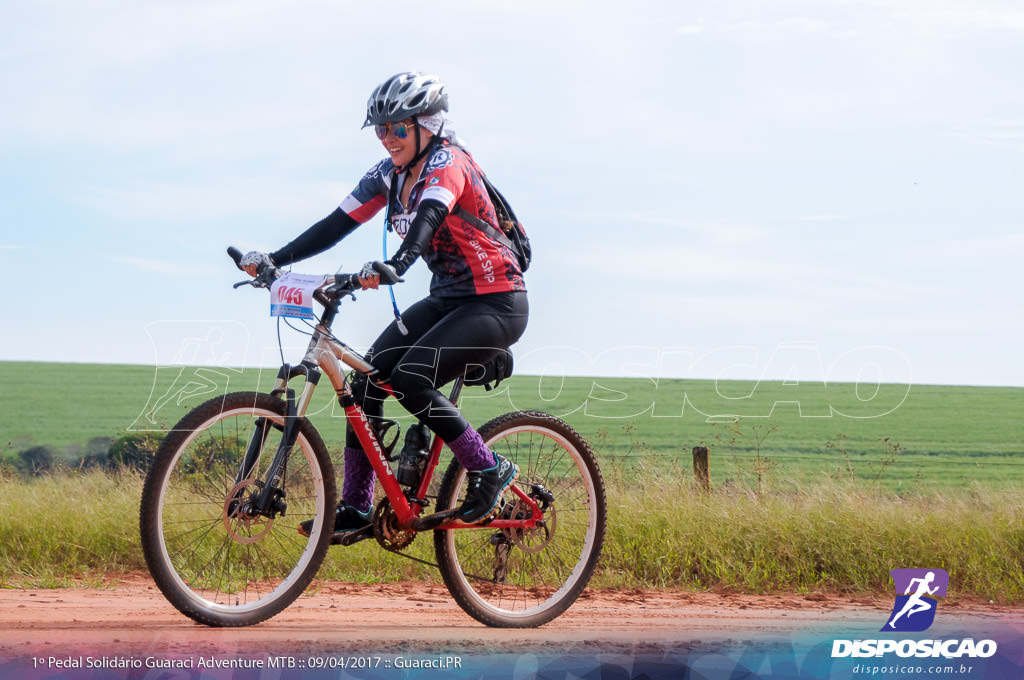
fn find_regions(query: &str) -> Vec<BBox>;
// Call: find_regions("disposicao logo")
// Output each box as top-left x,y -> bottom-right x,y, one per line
883,568 -> 948,632
831,568 -> 998,659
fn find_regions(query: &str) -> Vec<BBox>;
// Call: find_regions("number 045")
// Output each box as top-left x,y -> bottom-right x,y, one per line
277,286 -> 304,305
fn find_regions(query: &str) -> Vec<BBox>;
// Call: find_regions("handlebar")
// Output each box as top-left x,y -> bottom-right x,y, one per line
226,247 -> 403,301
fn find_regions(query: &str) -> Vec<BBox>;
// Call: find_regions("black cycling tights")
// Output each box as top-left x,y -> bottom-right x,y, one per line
346,291 -> 528,446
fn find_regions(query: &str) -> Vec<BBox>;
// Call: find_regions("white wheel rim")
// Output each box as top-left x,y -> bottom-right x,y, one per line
154,407 -> 327,616
444,424 -> 600,620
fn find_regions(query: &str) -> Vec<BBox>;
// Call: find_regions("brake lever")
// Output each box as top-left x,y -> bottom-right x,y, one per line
324,274 -> 359,301
233,268 -> 278,289
324,284 -> 356,301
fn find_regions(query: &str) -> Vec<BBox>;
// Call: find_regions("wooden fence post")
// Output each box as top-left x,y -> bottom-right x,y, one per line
693,446 -> 710,492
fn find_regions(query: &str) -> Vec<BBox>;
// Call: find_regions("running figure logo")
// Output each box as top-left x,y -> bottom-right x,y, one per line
883,568 -> 949,632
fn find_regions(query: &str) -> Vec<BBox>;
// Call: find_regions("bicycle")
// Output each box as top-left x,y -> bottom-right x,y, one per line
139,248 -> 606,628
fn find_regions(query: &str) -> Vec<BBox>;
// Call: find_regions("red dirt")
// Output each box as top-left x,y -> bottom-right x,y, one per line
2,573 -> 1020,660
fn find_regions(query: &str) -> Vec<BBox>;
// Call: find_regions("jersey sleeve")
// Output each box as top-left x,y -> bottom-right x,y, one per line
338,158 -> 392,223
418,146 -> 468,211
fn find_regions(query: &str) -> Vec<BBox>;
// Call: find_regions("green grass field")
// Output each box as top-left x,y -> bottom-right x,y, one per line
2,361 -> 1023,598
2,466 -> 1022,600
2,361 -> 1022,490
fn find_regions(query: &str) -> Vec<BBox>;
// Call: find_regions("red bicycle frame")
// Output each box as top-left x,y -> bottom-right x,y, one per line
342,380 -> 543,532
268,280 -> 542,534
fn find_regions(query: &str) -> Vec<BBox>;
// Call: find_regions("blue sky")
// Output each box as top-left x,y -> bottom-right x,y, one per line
1,1 -> 1021,387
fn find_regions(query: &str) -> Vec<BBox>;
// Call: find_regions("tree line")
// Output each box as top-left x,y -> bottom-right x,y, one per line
3,433 -> 164,476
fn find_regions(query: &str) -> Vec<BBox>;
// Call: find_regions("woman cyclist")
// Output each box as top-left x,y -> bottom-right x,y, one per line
240,72 -> 528,540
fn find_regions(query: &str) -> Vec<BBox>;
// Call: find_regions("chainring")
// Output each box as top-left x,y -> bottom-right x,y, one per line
373,498 -> 417,551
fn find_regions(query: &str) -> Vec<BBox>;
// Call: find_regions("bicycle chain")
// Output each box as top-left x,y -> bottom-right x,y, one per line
371,491 -> 555,581
370,497 -> 510,579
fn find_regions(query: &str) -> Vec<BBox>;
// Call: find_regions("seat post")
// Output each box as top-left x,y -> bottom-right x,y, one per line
447,377 -> 465,406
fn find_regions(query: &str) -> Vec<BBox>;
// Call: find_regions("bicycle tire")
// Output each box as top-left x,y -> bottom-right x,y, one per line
140,391 -> 336,627
434,410 -> 606,627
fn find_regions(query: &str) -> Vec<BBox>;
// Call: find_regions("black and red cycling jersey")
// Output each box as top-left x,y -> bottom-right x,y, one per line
272,140 -> 526,298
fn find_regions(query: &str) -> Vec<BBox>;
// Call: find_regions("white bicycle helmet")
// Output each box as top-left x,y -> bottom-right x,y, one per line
363,72 -> 448,127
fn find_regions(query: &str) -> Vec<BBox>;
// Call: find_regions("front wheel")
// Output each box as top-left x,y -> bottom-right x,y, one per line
434,411 -> 606,627
139,392 -> 336,626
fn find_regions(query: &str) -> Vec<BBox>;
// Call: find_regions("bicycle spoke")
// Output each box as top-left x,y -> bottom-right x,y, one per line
141,394 -> 334,625
436,412 -> 606,627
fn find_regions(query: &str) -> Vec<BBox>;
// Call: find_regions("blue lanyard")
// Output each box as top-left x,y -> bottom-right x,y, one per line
383,173 -> 408,335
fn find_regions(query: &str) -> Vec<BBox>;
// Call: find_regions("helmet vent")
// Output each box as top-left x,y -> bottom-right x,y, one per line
364,71 -> 448,127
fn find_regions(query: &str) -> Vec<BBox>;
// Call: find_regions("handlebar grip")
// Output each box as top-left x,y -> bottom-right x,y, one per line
372,261 -> 404,285
227,247 -> 244,270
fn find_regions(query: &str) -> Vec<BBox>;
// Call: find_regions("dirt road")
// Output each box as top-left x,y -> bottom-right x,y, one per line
2,573 -> 1020,663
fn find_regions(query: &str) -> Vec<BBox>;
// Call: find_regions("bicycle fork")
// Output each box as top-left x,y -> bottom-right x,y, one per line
232,365 -> 320,519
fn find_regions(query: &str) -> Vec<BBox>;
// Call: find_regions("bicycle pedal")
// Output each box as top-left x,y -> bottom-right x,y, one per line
335,525 -> 374,546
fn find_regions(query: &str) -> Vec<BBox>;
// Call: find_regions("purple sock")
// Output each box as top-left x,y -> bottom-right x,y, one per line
341,446 -> 375,512
446,426 -> 498,471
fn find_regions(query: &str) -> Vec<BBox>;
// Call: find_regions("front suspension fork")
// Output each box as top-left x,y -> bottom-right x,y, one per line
233,364 -> 319,518
251,386 -> 299,517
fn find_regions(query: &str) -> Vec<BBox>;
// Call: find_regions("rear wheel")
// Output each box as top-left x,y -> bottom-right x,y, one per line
139,392 -> 335,626
434,411 -> 606,627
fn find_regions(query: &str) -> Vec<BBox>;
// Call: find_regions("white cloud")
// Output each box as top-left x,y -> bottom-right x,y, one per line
888,4 -> 1024,34
0,3 -> 368,153
787,215 -> 853,223
0,244 -> 22,261
958,119 -> 1024,153
110,255 -> 218,275
74,179 -> 346,223
568,241 -> 796,284
1,0 -> 1022,386
775,17 -> 831,33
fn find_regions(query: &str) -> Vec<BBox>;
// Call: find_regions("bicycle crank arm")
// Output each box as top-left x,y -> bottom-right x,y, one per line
336,524 -> 375,547
410,509 -> 459,532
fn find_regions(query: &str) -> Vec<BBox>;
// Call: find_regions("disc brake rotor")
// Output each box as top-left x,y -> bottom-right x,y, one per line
222,479 -> 273,544
498,496 -> 556,554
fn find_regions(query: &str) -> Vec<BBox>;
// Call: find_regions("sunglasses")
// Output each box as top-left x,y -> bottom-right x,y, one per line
374,120 -> 416,140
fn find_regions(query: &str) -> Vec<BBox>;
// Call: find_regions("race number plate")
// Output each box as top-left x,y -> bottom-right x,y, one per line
270,273 -> 328,319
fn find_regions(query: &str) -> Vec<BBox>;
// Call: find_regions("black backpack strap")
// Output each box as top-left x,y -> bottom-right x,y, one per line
385,166 -> 397,230
453,204 -> 518,252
